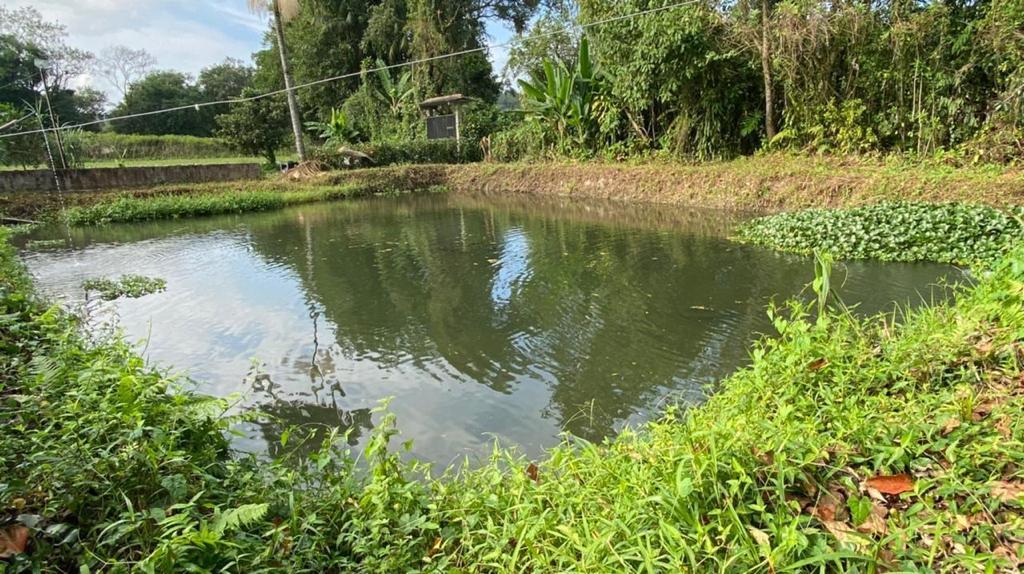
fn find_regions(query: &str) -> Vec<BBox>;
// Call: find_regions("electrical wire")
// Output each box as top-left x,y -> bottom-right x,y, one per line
0,0 -> 702,140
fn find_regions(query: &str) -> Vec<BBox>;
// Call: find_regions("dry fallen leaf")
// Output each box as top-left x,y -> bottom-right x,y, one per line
525,462 -> 539,484
0,525 -> 29,559
974,337 -> 995,356
821,520 -> 868,548
808,358 -> 829,371
865,474 -> 914,496
994,543 -> 1022,567
855,502 -> 888,536
746,526 -> 770,547
812,488 -> 847,522
995,416 -> 1013,439
972,399 -> 1003,422
990,480 -> 1024,503
941,417 -> 962,436
427,536 -> 442,558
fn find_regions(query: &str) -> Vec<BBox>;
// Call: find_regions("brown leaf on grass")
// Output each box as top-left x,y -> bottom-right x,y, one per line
990,481 -> 1024,502
974,337 -> 995,356
427,537 -> 443,558
865,474 -> 914,495
995,415 -> 1013,439
0,525 -> 29,558
811,488 -> 847,522
525,462 -> 539,483
941,417 -> 962,436
855,503 -> 888,536
821,520 -> 868,549
752,447 -> 774,466
972,399 -> 1003,422
785,493 -> 813,513
995,543 -> 1022,567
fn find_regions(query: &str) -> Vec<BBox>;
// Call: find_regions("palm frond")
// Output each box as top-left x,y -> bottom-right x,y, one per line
247,0 -> 300,22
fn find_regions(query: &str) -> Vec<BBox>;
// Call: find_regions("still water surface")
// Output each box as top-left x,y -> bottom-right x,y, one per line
19,194 -> 958,464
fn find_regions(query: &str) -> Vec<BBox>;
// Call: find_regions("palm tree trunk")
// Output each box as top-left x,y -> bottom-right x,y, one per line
273,0 -> 306,162
761,0 -> 776,141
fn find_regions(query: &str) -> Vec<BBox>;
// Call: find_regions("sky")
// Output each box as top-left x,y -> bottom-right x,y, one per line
3,0 -> 515,103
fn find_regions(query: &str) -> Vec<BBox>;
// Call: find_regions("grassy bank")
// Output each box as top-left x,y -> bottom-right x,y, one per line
4,215 -> 1024,569
737,202 -> 1024,265
0,177 -> 445,225
60,183 -> 446,225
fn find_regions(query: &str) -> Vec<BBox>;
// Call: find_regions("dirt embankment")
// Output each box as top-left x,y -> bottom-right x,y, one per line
4,157 -> 1023,220
329,157 -> 1024,211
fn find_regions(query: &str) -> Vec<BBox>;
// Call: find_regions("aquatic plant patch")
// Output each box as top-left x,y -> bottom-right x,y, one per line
82,275 -> 167,300
735,202 -> 1024,264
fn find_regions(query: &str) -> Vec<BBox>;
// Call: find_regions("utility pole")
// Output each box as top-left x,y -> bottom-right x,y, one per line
34,59 -> 68,170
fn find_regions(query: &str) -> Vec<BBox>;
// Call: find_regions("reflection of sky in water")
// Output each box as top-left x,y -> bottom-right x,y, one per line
18,195 -> 959,465
491,228 -> 532,306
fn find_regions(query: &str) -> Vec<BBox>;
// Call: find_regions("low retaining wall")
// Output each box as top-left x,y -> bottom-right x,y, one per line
0,163 -> 261,193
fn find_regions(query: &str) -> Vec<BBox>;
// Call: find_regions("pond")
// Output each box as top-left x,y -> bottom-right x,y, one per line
18,194 -> 960,465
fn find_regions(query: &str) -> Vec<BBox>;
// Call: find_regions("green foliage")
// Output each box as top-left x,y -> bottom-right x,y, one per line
81,275 -> 167,300
112,72 -> 209,137
215,88 -> 290,164
0,103 -> 46,168
4,219 -> 1024,570
581,0 -> 760,160
737,202 -> 1024,264
488,120 -> 547,162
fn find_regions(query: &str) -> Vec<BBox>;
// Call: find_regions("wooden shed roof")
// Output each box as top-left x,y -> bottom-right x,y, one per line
419,94 -> 473,109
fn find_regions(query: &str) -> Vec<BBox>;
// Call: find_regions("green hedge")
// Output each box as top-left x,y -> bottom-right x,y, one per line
74,132 -> 236,161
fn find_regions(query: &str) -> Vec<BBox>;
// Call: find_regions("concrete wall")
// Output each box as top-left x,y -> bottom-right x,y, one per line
0,163 -> 261,193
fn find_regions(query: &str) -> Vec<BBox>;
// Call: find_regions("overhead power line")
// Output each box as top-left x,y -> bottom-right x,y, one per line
0,0 -> 701,141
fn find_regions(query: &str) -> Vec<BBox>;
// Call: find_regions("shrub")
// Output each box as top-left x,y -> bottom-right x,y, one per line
315,139 -> 482,169
488,121 -> 547,162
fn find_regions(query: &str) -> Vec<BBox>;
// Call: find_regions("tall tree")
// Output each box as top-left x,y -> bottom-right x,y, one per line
248,0 -> 307,161
112,71 -> 207,136
94,45 -> 157,98
0,6 -> 92,89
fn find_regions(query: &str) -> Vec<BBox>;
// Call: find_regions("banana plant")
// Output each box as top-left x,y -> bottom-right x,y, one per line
305,108 -> 360,148
518,35 -> 609,153
373,59 -> 416,117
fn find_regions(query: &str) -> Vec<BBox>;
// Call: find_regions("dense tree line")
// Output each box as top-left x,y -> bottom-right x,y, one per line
2,0 -> 1022,167
510,0 -> 1024,161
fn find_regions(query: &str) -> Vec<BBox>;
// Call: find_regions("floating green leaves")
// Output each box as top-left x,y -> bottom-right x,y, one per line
735,202 -> 1024,265
82,274 -> 167,300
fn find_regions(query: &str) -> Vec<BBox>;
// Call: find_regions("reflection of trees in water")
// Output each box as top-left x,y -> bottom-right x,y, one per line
248,364 -> 375,459
241,196 -> 806,442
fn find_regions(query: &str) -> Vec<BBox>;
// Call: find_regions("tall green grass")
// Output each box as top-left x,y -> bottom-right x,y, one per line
61,184 -> 405,225
2,225 -> 1023,571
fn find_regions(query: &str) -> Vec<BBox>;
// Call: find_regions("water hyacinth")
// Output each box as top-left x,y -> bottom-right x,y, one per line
735,202 -> 1024,265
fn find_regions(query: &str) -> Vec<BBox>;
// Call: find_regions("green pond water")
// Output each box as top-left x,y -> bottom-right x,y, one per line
18,194 -> 960,464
